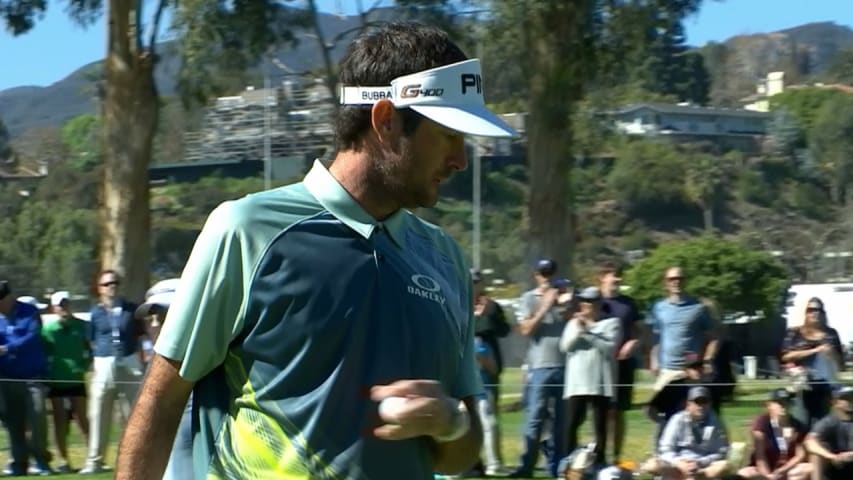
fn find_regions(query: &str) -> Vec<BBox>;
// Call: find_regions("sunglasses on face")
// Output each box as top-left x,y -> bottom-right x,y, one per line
100,281 -> 119,287
806,307 -> 822,313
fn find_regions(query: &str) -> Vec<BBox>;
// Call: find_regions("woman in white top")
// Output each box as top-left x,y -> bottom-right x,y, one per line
559,286 -> 622,465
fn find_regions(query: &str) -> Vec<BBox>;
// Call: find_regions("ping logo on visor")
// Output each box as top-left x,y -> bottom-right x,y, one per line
340,59 -> 519,138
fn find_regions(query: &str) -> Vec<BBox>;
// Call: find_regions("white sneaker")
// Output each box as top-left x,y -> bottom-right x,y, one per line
79,465 -> 106,475
485,466 -> 511,476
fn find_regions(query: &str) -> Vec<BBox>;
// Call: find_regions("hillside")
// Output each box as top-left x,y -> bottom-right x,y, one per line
2,16 -> 852,136
701,22 -> 853,105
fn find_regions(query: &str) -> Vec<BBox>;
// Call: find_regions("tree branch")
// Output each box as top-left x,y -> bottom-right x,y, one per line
148,0 -> 169,56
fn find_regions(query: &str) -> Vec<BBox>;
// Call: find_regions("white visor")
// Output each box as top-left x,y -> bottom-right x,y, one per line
340,59 -> 519,138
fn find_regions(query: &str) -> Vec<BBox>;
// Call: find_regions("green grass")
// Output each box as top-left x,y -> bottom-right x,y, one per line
0,369 -> 800,479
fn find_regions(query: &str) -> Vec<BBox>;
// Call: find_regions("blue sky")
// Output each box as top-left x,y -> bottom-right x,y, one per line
0,0 -> 851,91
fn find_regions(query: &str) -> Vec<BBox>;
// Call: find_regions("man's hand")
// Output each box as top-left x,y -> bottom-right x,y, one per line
674,459 -> 698,475
371,380 -> 460,441
540,288 -> 558,310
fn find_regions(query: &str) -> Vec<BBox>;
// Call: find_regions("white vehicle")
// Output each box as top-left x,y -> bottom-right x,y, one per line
783,283 -> 853,345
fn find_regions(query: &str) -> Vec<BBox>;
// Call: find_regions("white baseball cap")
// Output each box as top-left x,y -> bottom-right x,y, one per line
50,291 -> 71,307
17,295 -> 48,310
340,59 -> 519,138
135,278 -> 180,319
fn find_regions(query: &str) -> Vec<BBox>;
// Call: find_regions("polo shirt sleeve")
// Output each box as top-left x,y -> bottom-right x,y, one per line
154,201 -> 256,382
811,415 -> 838,449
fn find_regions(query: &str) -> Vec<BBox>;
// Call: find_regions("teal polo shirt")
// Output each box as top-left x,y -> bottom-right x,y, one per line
154,160 -> 481,480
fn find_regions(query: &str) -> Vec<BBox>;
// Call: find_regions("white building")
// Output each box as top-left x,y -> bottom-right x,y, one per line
610,102 -> 771,153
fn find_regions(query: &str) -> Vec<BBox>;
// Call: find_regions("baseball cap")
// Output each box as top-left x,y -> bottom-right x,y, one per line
17,295 -> 47,310
135,278 -> 179,319
576,286 -> 601,301
768,388 -> 792,403
687,386 -> 711,402
551,278 -> 571,289
834,385 -> 853,400
535,259 -> 558,276
50,291 -> 71,307
339,59 -> 519,138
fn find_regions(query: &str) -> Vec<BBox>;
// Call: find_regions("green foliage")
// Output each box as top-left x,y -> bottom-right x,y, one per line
608,140 -> 688,212
0,200 -> 97,297
0,116 -> 12,160
61,114 -> 101,171
770,88 -> 846,134
810,93 -> 853,204
625,237 -> 788,319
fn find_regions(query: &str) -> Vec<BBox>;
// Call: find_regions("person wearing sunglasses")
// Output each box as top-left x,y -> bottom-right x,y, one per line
82,269 -> 145,474
780,297 -> 843,427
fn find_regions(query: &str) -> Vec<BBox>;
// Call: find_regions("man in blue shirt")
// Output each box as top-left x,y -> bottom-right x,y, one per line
0,280 -> 48,476
116,22 -> 518,480
647,266 -> 718,438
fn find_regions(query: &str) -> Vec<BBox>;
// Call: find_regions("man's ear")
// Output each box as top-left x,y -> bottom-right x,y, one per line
370,99 -> 401,145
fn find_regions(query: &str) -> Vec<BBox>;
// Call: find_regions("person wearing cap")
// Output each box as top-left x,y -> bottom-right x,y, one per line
0,280 -> 50,476
736,388 -> 811,480
559,286 -> 622,466
509,258 -> 568,478
134,279 -> 194,480
597,262 -> 643,463
117,22 -> 518,480
642,386 -> 730,480
804,386 -> 853,480
83,269 -> 145,474
41,290 -> 91,473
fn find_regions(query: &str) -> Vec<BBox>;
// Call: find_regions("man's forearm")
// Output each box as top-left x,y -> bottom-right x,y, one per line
805,437 -> 837,460
432,397 -> 483,474
116,355 -> 193,480
702,338 -> 719,362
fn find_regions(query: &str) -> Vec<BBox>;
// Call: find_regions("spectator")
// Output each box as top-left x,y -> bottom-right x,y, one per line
737,388 -> 811,480
117,22 -> 516,480
82,269 -> 144,474
15,294 -> 54,476
780,297 -> 843,427
559,286 -> 621,466
509,259 -> 569,478
471,336 -> 507,477
471,269 -> 510,476
42,290 -> 91,473
0,280 -> 49,476
647,266 -> 717,438
134,279 -> 192,480
641,386 -> 729,480
804,386 -> 853,480
598,263 -> 643,463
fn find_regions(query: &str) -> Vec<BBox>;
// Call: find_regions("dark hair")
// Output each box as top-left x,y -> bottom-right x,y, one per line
334,22 -> 468,151
598,262 -> 622,278
0,280 -> 9,301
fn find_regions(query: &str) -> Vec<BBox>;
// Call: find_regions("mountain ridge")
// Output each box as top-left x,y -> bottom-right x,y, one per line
2,18 -> 851,137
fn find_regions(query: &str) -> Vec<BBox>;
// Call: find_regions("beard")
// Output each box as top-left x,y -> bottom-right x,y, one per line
372,137 -> 441,210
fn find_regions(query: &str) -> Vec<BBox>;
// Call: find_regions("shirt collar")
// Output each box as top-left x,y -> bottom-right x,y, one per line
303,160 -> 407,248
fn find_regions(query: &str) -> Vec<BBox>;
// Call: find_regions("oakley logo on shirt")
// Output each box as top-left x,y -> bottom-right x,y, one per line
408,274 -> 446,305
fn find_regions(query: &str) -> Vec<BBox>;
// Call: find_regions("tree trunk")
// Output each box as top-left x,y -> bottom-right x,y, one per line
100,0 -> 158,301
703,205 -> 714,232
524,1 -> 594,278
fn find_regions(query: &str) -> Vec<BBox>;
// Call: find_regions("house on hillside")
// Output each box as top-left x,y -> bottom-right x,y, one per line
609,102 -> 771,153
742,71 -> 853,112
